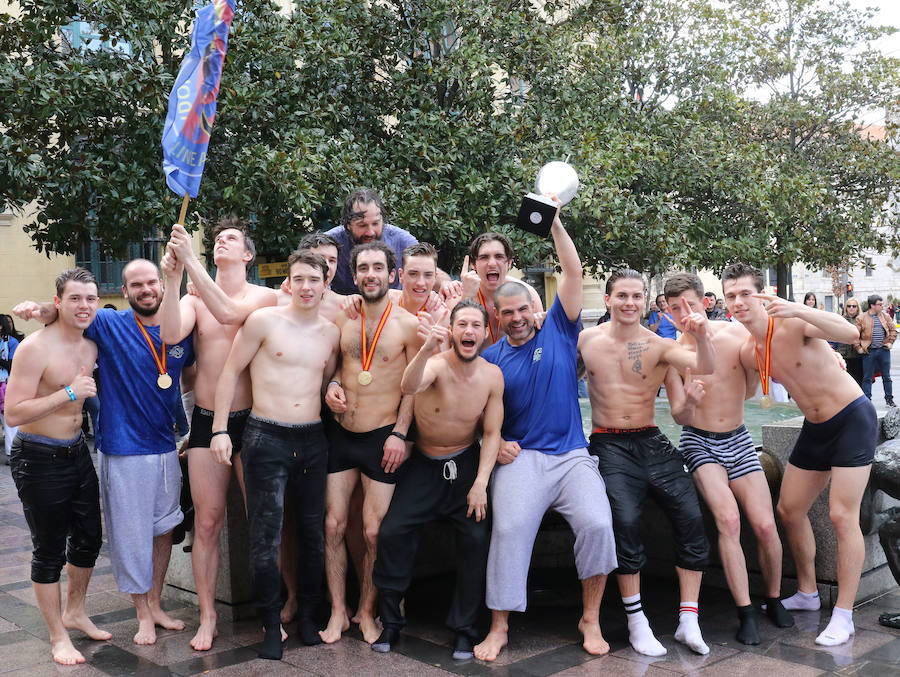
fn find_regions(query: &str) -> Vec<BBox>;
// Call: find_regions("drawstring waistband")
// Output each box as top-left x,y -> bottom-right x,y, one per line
442,459 -> 458,483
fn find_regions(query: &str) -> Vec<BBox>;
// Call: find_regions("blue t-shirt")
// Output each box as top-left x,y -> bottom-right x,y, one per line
482,296 -> 587,454
649,310 -> 678,339
85,309 -> 193,455
323,223 -> 418,295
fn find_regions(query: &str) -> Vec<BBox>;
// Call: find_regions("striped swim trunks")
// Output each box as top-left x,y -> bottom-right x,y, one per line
679,425 -> 762,482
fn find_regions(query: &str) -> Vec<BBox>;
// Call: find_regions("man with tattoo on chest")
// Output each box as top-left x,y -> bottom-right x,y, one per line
321,241 -> 422,644
578,269 -> 715,657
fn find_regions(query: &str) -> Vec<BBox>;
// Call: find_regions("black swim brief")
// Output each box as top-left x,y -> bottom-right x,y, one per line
326,419 -> 399,485
187,406 -> 251,454
789,396 -> 877,471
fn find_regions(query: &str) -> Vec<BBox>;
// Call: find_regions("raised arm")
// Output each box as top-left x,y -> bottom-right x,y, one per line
4,342 -> 96,427
168,224 -> 277,324
468,370 -> 504,522
665,367 -> 704,426
754,293 -> 858,343
12,301 -> 57,325
549,199 -> 583,321
400,322 -> 449,394
159,249 -> 197,344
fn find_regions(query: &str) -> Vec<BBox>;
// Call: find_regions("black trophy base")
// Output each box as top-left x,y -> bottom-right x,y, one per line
515,193 -> 557,237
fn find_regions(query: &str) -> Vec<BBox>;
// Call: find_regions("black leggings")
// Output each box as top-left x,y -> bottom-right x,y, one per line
11,433 -> 102,584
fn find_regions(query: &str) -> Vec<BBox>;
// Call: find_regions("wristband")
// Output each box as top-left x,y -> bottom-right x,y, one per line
64,386 -> 77,401
389,431 -> 407,441
210,430 -> 230,438
327,380 -> 341,389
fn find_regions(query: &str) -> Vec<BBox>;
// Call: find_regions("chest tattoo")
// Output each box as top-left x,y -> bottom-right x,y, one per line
627,341 -> 649,374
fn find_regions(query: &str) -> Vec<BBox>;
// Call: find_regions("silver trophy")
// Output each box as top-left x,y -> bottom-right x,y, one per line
515,161 -> 579,236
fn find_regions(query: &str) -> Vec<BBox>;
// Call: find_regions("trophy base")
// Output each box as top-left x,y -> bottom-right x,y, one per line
515,193 -> 558,237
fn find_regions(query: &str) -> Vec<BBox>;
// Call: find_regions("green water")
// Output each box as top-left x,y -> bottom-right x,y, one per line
579,398 -> 802,445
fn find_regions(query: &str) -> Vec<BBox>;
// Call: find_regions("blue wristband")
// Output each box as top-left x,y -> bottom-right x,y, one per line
64,386 -> 76,401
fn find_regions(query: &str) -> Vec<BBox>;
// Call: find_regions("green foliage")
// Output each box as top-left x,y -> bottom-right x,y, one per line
1,0 -> 899,287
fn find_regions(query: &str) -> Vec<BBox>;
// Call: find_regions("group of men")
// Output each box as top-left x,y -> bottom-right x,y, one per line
4,187 -> 878,666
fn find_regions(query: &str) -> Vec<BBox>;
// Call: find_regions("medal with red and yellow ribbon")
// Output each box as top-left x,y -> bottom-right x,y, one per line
754,316 -> 774,409
477,289 -> 498,344
358,301 -> 392,386
133,313 -> 172,389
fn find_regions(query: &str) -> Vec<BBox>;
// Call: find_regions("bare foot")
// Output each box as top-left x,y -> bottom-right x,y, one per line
318,611 -> 350,644
51,637 -> 86,665
474,629 -> 508,661
134,618 -> 157,645
151,608 -> 185,632
282,624 -> 288,642
62,611 -> 112,641
578,618 -> 610,656
190,618 -> 218,651
350,609 -> 362,624
358,614 -> 382,644
280,596 -> 298,624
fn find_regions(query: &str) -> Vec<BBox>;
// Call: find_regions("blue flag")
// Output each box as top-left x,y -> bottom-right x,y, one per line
162,0 -> 235,198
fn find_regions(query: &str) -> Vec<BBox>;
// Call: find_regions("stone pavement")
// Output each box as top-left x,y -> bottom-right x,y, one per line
0,451 -> 899,677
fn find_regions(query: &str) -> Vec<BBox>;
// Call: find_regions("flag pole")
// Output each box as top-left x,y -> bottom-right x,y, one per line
177,194 -> 190,226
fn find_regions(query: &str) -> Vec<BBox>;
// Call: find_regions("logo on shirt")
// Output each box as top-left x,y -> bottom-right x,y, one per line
532,347 -> 543,363
168,346 -> 185,359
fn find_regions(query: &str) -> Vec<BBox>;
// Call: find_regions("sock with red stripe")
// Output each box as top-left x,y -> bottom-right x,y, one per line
674,601 -> 709,655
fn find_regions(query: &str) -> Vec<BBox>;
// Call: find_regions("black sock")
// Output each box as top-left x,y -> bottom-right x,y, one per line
297,614 -> 322,646
736,605 -> 760,645
764,596 -> 795,628
259,613 -> 283,660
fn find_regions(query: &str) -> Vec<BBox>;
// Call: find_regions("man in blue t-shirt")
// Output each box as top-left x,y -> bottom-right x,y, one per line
648,294 -> 678,339
473,201 -> 617,662
15,259 -> 193,646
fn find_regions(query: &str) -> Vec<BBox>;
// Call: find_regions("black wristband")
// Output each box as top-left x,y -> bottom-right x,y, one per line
389,431 -> 407,441
210,430 -> 230,438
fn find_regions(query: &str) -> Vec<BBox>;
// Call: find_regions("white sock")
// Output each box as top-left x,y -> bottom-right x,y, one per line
781,590 -> 821,611
623,594 -> 666,656
674,602 -> 709,655
816,606 -> 854,646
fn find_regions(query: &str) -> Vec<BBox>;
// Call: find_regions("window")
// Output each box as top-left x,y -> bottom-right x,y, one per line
865,257 -> 874,277
60,21 -> 131,55
76,235 -> 163,294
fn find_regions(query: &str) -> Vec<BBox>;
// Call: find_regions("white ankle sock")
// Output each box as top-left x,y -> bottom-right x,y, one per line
781,590 -> 821,611
816,606 -> 854,646
623,594 -> 666,656
674,602 -> 709,655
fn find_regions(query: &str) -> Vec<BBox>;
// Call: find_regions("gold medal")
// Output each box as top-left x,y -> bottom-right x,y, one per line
134,313 -> 172,392
760,394 -> 773,409
754,316 -> 775,409
357,370 -> 373,386
358,301 -> 392,387
157,373 -> 173,389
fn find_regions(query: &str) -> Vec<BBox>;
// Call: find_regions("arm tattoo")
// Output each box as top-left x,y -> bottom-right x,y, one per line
627,340 -> 650,374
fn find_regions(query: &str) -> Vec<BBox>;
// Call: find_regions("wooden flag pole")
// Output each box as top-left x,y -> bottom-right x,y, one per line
177,193 -> 190,226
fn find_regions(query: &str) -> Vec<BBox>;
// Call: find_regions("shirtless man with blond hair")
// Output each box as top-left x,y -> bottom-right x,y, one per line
210,250 -> 340,660
662,272 -> 793,645
371,299 -> 503,660
321,241 -> 422,644
722,262 -> 874,647
578,269 -> 715,657
5,268 -> 111,665
160,217 -> 277,651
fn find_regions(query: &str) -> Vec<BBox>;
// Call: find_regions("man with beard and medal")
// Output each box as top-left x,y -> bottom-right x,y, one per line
321,241 -> 422,645
371,300 -> 503,660
722,263 -> 875,647
13,259 -> 193,647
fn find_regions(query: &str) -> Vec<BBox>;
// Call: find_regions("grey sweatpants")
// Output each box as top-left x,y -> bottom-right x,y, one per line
486,447 -> 617,612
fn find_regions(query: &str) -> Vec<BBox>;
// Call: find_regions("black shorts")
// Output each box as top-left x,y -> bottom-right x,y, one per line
789,396 -> 877,471
326,420 -> 397,485
187,406 -> 251,454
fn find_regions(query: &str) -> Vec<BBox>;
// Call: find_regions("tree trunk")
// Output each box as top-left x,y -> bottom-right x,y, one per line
776,259 -> 789,299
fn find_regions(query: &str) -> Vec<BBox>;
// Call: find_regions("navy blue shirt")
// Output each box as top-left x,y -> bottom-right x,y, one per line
482,297 -> 587,454
323,223 -> 418,295
85,309 -> 193,455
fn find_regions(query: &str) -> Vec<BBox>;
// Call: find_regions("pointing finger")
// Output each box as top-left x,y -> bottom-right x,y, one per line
461,255 -> 469,276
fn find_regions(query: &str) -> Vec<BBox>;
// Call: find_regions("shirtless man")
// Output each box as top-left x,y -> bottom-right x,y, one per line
321,241 -> 421,644
160,218 -> 277,651
445,232 -> 543,346
474,203 -> 618,662
210,250 -> 340,659
5,268 -> 111,665
722,262 -> 874,646
662,273 -> 793,644
372,300 -> 503,659
579,269 -> 715,657
281,232 -> 345,321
